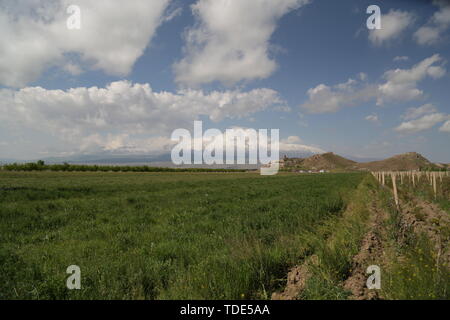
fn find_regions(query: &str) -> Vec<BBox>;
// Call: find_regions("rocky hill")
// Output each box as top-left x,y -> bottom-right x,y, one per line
302,152 -> 356,170
356,152 -> 437,171
283,152 -> 441,172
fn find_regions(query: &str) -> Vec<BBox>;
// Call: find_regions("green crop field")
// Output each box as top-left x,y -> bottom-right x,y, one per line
0,171 -> 366,300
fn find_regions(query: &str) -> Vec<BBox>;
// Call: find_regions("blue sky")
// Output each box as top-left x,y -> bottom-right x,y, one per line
0,0 -> 449,162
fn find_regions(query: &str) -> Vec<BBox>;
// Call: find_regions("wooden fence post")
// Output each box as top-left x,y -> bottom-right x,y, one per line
433,172 -> 437,199
392,173 -> 399,208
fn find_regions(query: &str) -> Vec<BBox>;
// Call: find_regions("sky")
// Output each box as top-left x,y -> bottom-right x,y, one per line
0,0 -> 449,162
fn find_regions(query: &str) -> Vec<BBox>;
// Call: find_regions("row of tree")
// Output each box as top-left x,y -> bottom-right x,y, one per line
1,161 -> 248,173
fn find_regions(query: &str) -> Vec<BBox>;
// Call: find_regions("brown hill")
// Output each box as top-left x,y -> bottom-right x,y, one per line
286,152 -> 357,171
283,152 -> 439,172
435,163 -> 450,170
356,152 -> 436,171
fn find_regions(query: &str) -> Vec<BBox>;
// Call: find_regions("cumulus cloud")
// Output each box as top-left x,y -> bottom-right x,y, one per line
189,130 -> 324,160
395,113 -> 449,133
301,77 -> 377,114
78,134 -> 176,155
365,114 -> 379,123
377,54 -> 446,105
440,120 -> 450,132
395,100 -> 449,134
401,103 -> 438,120
368,9 -> 414,45
0,81 -> 287,155
393,56 -> 409,62
282,136 -> 302,144
173,0 -> 309,86
301,55 -> 446,113
279,136 -> 325,154
414,1 -> 450,45
0,0 -> 171,88
414,26 -> 441,45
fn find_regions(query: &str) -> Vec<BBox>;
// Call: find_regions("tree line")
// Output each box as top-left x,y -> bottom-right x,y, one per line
0,161 -> 248,173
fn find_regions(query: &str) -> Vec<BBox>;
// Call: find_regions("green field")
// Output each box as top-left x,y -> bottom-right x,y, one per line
0,171 -> 366,299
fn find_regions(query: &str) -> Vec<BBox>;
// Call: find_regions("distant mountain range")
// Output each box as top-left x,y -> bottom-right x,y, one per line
1,151 -> 448,171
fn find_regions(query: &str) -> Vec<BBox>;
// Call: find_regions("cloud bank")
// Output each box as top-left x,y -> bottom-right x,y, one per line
0,81 -> 288,155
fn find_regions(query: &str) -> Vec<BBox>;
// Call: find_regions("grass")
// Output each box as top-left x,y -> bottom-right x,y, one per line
382,234 -> 450,300
299,174 -> 450,300
379,177 -> 450,300
299,176 -> 376,299
0,171 -> 365,300
397,175 -> 450,214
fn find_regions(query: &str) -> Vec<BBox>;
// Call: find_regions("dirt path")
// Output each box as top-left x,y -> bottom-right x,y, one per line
343,200 -> 387,300
273,182 -> 449,300
272,197 -> 388,300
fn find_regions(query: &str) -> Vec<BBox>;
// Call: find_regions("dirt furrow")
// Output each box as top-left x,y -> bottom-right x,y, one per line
271,255 -> 317,300
343,200 -> 387,300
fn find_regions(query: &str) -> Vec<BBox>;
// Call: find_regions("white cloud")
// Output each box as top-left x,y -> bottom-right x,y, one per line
368,9 -> 414,45
0,0 -> 171,88
279,137 -> 325,154
395,113 -> 448,133
279,135 -> 325,154
282,136 -> 302,144
439,120 -> 450,132
377,54 -> 446,105
163,5 -> 182,22
301,55 -> 446,113
194,131 -> 324,157
301,77 -> 377,114
63,63 -> 83,76
358,72 -> 368,81
414,26 -> 441,45
393,56 -> 409,62
78,134 -> 175,155
365,114 -> 379,123
414,1 -> 450,45
173,0 -> 309,86
0,81 -> 286,155
401,103 -> 438,120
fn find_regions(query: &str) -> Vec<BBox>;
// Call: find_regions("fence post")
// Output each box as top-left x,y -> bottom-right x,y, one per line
391,172 -> 399,208
433,172 -> 437,199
